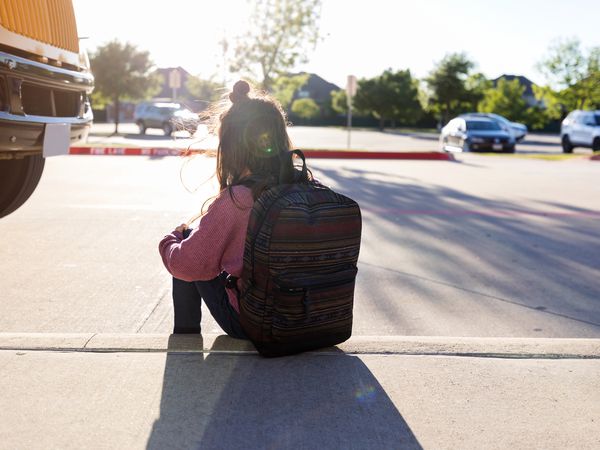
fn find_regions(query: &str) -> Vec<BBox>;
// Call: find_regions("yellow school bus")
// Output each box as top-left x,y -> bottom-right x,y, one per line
0,0 -> 94,217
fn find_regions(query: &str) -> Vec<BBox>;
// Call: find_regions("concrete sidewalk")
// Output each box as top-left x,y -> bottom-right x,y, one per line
1,334 -> 599,449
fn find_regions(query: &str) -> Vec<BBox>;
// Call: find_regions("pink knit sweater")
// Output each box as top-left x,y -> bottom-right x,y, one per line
158,185 -> 254,312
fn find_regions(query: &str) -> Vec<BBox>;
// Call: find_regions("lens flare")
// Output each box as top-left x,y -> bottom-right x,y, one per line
354,385 -> 376,404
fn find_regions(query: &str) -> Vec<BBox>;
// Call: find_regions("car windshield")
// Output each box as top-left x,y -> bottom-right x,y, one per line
595,114 -> 600,126
157,107 -> 180,114
466,120 -> 501,131
488,113 -> 509,124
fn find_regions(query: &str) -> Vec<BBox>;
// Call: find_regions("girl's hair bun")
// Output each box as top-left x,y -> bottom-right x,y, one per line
229,80 -> 250,103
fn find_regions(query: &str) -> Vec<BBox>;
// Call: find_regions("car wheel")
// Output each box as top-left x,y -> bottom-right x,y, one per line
593,137 -> 600,152
163,122 -> 173,136
503,145 -> 516,153
137,121 -> 146,134
562,135 -> 573,153
0,154 -> 45,218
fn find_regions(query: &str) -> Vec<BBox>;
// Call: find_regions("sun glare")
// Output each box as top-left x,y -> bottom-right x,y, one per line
73,0 -> 250,80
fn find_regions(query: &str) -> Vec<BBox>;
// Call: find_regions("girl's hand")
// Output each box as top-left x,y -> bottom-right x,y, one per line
175,224 -> 188,234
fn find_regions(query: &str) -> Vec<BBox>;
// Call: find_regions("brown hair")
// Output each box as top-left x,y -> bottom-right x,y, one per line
214,80 -> 309,200
190,80 -> 310,223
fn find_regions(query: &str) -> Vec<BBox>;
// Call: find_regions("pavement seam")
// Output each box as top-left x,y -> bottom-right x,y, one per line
1,347 -> 599,360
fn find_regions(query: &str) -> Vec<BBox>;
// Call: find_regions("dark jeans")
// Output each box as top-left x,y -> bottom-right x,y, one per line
171,228 -> 247,339
172,275 -> 248,339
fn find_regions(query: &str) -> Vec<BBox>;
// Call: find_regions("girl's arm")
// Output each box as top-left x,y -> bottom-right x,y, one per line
158,188 -> 250,281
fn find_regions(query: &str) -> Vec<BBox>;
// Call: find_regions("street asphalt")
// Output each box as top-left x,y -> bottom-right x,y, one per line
1,154 -> 598,338
87,122 -> 570,154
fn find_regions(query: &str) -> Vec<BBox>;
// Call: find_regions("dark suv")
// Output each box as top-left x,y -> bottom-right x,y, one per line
134,102 -> 199,136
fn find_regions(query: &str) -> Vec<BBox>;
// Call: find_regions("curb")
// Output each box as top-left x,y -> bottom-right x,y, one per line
69,147 -> 454,161
1,333 -> 599,359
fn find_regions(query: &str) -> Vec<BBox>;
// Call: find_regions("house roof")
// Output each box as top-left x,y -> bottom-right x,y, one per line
156,66 -> 192,77
289,72 -> 342,102
492,74 -> 536,97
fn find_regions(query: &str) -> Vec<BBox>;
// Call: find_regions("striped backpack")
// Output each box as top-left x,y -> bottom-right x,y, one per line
230,150 -> 362,357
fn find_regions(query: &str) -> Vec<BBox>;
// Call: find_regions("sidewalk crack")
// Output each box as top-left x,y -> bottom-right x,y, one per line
135,287 -> 168,333
82,333 -> 96,349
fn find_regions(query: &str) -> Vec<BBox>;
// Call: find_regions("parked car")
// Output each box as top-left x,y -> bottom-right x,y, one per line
134,102 -> 199,136
0,0 -> 94,218
461,112 -> 527,141
440,117 -> 515,153
560,110 -> 600,153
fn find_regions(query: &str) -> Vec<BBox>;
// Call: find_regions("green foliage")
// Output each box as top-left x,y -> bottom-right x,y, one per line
521,105 -> 550,130
89,89 -> 110,110
330,89 -> 348,114
424,53 -> 477,123
230,0 -> 322,91
89,40 -> 161,132
90,40 -> 161,101
464,73 -> 491,110
537,38 -> 586,89
291,98 -> 320,120
271,74 -> 310,110
479,78 -> 527,122
537,38 -> 600,111
520,85 -> 563,129
353,68 -> 422,129
186,76 -> 223,105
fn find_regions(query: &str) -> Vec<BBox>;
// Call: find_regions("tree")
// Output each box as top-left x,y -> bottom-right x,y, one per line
291,98 -> 320,120
478,78 -> 528,122
330,89 -> 348,115
424,53 -> 476,124
464,73 -> 491,111
89,40 -> 161,134
353,69 -> 422,130
186,76 -> 223,108
537,38 -> 600,111
271,73 -> 310,110
230,0 -> 322,91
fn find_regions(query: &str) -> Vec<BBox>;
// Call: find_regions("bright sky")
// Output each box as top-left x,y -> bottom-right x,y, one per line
73,0 -> 600,88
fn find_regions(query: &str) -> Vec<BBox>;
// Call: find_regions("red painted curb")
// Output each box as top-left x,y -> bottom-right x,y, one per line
69,147 -> 181,156
301,150 -> 453,160
69,147 -> 454,161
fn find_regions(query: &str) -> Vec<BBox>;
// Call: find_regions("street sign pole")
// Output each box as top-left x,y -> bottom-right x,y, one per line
346,75 -> 357,150
347,95 -> 352,149
169,69 -> 181,102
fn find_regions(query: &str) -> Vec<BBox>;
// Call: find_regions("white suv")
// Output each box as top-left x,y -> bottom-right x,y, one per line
560,110 -> 600,153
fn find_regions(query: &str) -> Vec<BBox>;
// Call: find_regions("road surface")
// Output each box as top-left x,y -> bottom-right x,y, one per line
1,153 -> 599,338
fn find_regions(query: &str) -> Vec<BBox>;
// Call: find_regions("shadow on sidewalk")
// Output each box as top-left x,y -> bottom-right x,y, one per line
146,335 -> 422,449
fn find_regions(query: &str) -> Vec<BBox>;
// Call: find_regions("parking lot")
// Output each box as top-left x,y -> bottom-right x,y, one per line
87,123 -> 572,155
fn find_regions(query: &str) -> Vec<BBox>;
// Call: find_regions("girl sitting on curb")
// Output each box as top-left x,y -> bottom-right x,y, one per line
158,80 -> 311,338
